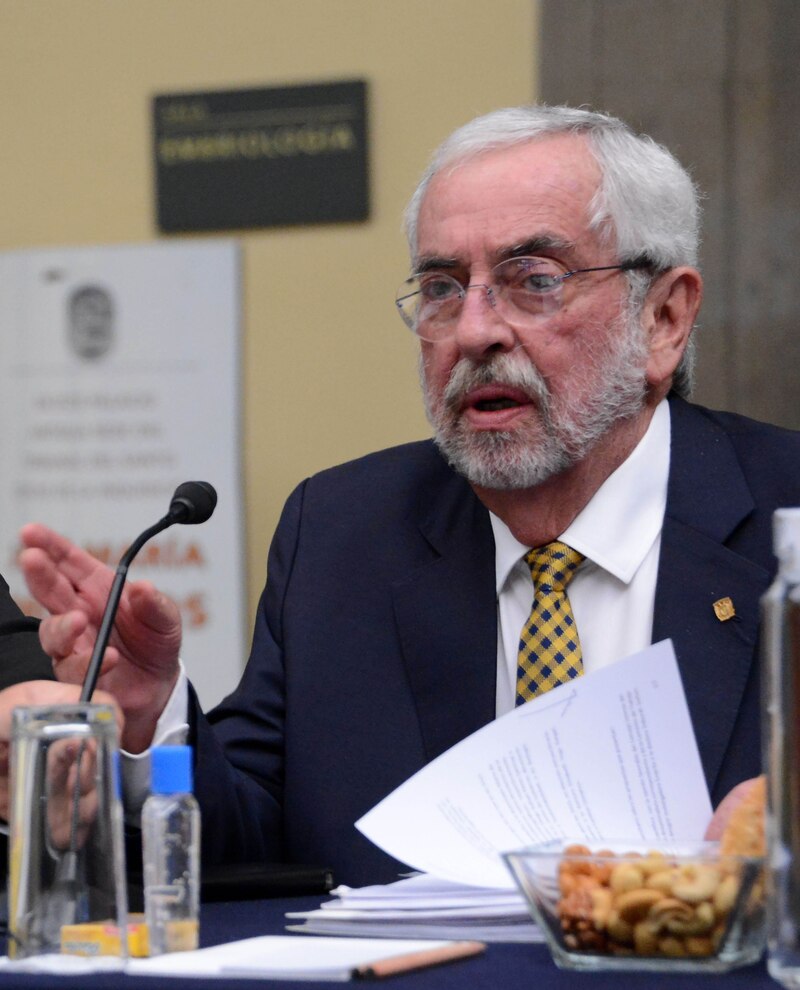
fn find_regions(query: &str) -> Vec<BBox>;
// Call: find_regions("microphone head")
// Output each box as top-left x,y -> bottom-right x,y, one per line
168,481 -> 217,524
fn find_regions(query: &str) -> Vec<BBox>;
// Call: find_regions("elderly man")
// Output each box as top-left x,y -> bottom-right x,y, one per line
16,105 -> 800,885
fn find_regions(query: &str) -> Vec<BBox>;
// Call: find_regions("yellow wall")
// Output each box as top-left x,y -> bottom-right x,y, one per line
0,0 -> 538,623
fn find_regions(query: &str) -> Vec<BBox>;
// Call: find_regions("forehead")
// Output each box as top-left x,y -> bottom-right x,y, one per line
416,134 -> 604,264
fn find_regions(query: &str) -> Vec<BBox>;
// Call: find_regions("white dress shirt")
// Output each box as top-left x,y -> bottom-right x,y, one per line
120,667 -> 189,817
492,398 -> 671,715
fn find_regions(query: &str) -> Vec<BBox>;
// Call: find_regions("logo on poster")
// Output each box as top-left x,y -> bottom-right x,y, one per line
67,285 -> 115,360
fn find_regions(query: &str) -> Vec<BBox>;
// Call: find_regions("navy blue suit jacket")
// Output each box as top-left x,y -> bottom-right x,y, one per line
191,397 -> 800,886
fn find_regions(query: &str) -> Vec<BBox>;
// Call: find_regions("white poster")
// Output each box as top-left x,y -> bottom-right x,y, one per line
0,240 -> 245,710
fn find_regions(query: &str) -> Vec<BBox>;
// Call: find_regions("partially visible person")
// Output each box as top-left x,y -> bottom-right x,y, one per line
0,578 -> 60,886
14,104 -> 800,885
0,573 -> 54,689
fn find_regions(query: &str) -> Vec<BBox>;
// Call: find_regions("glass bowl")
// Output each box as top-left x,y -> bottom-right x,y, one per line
502,839 -> 765,973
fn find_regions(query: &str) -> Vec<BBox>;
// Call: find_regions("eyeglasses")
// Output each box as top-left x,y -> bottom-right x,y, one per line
395,257 -> 651,342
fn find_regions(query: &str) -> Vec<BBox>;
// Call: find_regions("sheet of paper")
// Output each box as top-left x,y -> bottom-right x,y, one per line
126,935 -> 460,981
0,934 -> 483,980
357,640 -> 712,888
326,875 -> 525,910
286,918 -> 538,943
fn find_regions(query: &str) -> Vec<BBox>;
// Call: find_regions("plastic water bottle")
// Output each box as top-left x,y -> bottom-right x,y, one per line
763,508 -> 800,986
142,745 -> 201,955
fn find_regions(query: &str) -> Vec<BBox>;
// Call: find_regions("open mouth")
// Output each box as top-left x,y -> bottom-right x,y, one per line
456,384 -> 536,428
462,384 -> 533,412
474,397 -> 522,412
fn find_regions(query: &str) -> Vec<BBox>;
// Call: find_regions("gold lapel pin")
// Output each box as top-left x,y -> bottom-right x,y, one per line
713,597 -> 736,622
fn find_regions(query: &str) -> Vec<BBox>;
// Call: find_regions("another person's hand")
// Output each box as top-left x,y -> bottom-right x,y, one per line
0,679 -> 122,823
705,776 -> 764,843
19,524 -> 182,753
44,735 -> 100,851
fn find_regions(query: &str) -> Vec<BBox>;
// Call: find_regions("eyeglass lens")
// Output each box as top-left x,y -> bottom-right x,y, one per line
396,258 -> 565,340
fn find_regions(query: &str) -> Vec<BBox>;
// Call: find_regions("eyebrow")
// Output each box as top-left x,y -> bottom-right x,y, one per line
412,233 -> 577,274
499,234 -> 575,261
412,256 -> 461,275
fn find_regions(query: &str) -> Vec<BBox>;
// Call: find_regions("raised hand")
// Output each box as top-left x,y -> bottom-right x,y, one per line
18,524 -> 183,752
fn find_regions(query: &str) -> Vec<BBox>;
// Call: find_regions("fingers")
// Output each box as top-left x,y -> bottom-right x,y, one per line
0,681 -> 125,741
20,524 -> 98,582
705,777 -> 761,840
37,610 -> 116,689
46,738 -> 100,850
18,524 -> 114,617
38,611 -> 89,661
48,738 -> 96,793
0,681 -> 83,739
18,547 -> 82,616
52,650 -> 121,692
19,527 -> 183,679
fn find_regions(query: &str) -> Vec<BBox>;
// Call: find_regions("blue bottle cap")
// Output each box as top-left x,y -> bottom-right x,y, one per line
151,745 -> 193,794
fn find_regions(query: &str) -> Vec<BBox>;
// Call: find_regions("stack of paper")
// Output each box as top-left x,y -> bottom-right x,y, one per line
287,872 -> 541,943
288,642 -> 712,945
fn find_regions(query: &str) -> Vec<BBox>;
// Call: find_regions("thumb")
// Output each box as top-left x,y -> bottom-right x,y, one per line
127,581 -> 182,635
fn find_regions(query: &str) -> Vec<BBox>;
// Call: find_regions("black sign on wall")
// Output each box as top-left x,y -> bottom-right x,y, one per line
153,80 -> 369,233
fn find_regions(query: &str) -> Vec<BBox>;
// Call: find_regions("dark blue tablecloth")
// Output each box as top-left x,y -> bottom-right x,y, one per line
0,895 -> 778,988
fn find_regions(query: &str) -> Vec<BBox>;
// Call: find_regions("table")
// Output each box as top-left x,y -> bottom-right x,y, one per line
0,895 -> 780,988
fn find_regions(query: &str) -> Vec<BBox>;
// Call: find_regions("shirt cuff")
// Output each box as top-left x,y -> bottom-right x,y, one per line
119,664 -> 190,822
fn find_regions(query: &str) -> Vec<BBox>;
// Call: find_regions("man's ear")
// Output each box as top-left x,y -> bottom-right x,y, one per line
642,267 -> 703,389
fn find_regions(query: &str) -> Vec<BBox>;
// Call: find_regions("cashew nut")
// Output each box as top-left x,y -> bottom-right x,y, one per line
659,935 -> 687,958
646,868 -> 678,895
605,907 -> 634,944
712,872 -> 740,916
685,935 -> 715,957
671,864 -> 721,903
615,887 -> 664,923
609,862 -> 645,894
633,920 -> 660,955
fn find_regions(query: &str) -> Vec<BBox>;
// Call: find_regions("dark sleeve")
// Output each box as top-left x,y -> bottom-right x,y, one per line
186,482 -> 307,867
0,572 -> 54,690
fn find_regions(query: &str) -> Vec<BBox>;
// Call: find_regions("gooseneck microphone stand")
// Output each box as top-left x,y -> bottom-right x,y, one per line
25,482 -> 217,954
80,480 -> 217,703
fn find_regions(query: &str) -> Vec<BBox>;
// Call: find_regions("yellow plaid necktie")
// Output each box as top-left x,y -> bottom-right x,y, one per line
515,541 -> 584,706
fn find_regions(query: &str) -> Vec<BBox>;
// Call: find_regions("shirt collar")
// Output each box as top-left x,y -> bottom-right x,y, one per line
490,398 -> 671,594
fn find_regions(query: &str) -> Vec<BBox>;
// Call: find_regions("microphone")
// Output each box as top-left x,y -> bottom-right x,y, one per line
80,481 -> 217,702
167,480 -> 217,525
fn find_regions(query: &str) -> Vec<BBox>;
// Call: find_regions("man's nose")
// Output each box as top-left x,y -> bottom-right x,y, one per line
452,283 -> 519,358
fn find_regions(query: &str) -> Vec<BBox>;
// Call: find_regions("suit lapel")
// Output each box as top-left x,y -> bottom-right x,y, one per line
655,398 -> 771,794
389,400 -> 771,788
392,474 -> 497,763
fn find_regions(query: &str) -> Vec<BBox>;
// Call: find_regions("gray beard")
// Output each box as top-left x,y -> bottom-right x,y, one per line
422,313 -> 650,490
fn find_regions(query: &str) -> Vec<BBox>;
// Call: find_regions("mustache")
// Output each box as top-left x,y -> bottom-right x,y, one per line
442,352 -> 551,412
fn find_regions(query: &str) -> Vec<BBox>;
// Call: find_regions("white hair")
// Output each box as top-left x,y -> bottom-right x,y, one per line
404,105 -> 702,396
